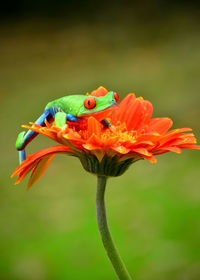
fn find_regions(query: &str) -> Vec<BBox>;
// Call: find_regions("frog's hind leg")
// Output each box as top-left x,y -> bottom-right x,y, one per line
19,150 -> 26,165
16,109 -> 51,164
16,110 -> 78,164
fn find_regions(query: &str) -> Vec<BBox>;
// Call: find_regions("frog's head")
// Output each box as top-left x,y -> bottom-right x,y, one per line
78,91 -> 119,117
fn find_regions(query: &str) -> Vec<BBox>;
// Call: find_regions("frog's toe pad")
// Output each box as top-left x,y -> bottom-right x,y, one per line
16,131 -> 26,150
55,112 -> 67,128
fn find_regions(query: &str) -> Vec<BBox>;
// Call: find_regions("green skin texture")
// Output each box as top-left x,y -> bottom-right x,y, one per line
16,91 -> 117,153
45,91 -> 117,117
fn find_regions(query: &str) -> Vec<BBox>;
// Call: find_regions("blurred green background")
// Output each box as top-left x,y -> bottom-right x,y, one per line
1,1 -> 200,279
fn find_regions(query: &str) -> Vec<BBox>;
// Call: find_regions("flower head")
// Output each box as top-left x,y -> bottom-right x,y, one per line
11,87 -> 200,189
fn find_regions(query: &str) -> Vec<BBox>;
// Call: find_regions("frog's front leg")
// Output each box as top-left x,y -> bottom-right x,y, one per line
54,112 -> 78,128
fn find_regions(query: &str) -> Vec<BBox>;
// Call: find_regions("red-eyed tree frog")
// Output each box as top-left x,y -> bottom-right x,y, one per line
16,91 -> 119,163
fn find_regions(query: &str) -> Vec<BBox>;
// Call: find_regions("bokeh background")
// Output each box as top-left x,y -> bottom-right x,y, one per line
1,1 -> 200,279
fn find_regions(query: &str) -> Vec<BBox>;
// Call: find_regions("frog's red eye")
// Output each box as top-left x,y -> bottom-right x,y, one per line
84,97 -> 96,109
113,92 -> 119,103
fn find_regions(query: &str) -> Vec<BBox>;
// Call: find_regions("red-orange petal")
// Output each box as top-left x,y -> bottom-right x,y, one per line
90,86 -> 108,97
88,117 -> 102,138
87,133 -> 103,147
125,99 -> 143,130
161,146 -> 182,154
158,128 -> 193,145
179,144 -> 200,150
147,118 -> 173,134
112,95 -> 154,131
144,155 -> 157,164
27,154 -> 55,189
112,94 -> 136,125
112,146 -> 130,154
131,147 -> 153,157
136,100 -> 153,129
11,145 -> 72,187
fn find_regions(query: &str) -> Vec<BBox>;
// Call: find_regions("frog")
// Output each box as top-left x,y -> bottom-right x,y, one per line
16,91 -> 119,163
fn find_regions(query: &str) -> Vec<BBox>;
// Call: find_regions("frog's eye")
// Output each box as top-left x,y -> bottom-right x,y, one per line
84,97 -> 96,109
113,92 -> 119,103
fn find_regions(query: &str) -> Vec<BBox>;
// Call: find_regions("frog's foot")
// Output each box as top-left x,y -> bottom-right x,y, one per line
100,119 -> 117,133
16,131 -> 27,164
55,112 -> 78,128
55,112 -> 67,128
101,118 -> 112,128
16,131 -> 26,150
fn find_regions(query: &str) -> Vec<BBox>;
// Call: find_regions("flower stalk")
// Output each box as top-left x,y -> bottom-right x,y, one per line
96,175 -> 132,280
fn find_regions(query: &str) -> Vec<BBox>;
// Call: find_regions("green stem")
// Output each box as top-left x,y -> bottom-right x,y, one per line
96,175 -> 132,280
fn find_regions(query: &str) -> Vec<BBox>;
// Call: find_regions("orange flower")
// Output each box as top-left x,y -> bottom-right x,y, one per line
11,88 -> 200,189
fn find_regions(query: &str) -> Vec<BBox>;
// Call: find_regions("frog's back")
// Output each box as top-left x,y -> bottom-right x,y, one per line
45,95 -> 85,116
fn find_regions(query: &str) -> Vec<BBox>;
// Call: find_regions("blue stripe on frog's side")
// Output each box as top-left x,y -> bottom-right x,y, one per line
66,113 -> 78,122
49,107 -> 78,122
